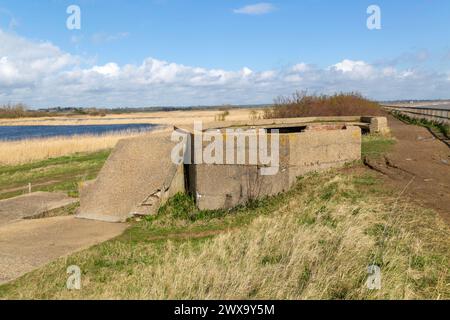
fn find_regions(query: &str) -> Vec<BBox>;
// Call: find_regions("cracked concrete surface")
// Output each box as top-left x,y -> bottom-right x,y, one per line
0,192 -> 78,226
0,216 -> 127,285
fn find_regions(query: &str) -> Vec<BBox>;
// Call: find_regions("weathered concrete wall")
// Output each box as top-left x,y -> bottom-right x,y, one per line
287,126 -> 361,185
190,125 -> 361,210
77,131 -> 183,222
190,165 -> 289,210
178,116 -> 388,136
361,117 -> 390,135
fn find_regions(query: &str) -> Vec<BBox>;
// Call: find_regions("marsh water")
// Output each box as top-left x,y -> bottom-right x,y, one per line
0,123 -> 157,141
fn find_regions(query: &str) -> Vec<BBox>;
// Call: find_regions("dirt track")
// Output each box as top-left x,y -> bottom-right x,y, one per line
366,116 -> 450,223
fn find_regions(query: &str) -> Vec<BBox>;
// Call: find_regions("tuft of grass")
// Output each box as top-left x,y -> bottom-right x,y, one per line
353,173 -> 378,186
0,169 -> 448,300
215,110 -> 230,122
156,193 -> 228,222
362,134 -> 396,159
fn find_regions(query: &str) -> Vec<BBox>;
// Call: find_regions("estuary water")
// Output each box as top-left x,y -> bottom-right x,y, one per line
0,123 -> 157,141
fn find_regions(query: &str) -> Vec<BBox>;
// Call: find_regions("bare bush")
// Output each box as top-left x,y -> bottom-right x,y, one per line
264,91 -> 386,119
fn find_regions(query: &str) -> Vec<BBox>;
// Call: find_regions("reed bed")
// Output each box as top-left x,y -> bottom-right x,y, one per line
0,129 -> 153,166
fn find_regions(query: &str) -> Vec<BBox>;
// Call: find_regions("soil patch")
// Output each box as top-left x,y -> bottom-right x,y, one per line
365,116 -> 450,223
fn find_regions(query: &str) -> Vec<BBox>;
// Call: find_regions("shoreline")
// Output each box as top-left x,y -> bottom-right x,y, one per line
0,108 -> 258,127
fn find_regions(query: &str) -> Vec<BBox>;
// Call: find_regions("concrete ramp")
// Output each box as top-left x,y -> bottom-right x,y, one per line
77,131 -> 184,222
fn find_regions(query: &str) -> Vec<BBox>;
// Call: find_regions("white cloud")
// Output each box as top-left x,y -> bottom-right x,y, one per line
0,29 -> 450,107
330,59 -> 375,79
292,63 -> 310,73
234,3 -> 275,15
0,57 -> 18,83
91,63 -> 120,77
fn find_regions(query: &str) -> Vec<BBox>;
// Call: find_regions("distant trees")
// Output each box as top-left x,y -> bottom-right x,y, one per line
0,103 -> 108,118
0,103 -> 29,118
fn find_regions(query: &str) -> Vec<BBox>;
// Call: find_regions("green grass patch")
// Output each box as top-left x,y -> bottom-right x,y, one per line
362,134 -> 396,159
0,150 -> 110,200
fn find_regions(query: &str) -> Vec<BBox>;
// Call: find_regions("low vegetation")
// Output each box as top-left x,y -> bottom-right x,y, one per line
362,134 -> 396,159
215,110 -> 230,122
264,92 -> 385,119
392,111 -> 449,139
0,149 -> 448,299
0,103 -> 53,119
0,151 -> 110,200
0,103 -> 109,119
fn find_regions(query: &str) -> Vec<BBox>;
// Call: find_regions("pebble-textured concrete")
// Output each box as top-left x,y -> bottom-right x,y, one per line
77,130 -> 179,222
0,192 -> 78,226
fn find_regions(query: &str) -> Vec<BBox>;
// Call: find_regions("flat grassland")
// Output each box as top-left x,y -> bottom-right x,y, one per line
0,151 -> 110,200
0,135 -> 449,299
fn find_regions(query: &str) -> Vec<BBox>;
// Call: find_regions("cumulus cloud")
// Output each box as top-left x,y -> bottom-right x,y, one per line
0,29 -> 449,107
233,3 -> 276,15
292,63 -> 309,73
90,63 -> 121,77
331,60 -> 375,79
0,29 -> 78,89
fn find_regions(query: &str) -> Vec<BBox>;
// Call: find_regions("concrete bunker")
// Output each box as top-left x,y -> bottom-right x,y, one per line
77,116 -> 388,222
181,122 -> 361,211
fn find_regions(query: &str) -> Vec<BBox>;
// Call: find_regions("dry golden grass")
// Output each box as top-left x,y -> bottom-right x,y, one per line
0,108 -> 256,127
0,131 -> 153,166
1,170 -> 448,299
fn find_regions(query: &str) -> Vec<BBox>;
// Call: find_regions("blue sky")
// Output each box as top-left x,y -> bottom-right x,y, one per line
0,0 -> 450,107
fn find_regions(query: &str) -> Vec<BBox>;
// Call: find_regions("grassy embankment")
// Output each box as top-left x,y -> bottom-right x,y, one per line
392,111 -> 450,140
0,134 -> 449,300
